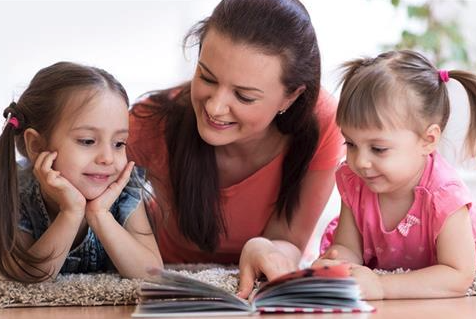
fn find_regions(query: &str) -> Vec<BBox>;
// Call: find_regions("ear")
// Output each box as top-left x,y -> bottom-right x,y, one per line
421,123 -> 441,155
278,85 -> 306,113
23,128 -> 47,162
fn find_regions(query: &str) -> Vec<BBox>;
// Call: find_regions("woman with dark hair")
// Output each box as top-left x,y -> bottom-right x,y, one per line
128,0 -> 343,297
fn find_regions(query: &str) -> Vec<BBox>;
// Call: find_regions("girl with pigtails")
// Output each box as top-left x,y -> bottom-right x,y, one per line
0,62 -> 161,282
314,50 -> 476,299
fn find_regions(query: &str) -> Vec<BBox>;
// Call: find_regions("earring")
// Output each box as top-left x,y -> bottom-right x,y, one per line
278,109 -> 286,115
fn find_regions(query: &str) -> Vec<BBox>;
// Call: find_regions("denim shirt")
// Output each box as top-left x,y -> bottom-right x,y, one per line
17,164 -> 145,274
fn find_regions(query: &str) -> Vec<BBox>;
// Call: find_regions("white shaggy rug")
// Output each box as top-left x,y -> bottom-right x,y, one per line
0,264 -> 474,308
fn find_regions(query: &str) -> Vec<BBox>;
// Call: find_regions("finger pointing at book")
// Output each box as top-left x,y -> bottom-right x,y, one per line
237,237 -> 299,299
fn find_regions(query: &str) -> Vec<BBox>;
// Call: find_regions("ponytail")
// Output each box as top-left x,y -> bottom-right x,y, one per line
447,71 -> 476,159
0,103 -> 50,282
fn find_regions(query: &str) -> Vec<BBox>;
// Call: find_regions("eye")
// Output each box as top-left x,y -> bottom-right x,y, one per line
114,141 -> 127,149
199,74 -> 216,85
344,141 -> 355,148
371,146 -> 388,154
235,92 -> 256,104
77,139 -> 95,146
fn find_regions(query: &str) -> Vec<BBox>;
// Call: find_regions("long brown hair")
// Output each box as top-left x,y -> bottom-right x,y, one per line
0,62 -> 128,282
132,0 -> 321,252
337,50 -> 476,158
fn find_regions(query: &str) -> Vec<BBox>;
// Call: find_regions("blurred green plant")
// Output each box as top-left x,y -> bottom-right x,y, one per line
384,0 -> 470,68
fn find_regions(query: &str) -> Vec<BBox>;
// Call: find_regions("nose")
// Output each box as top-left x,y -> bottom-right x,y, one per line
355,150 -> 372,170
206,87 -> 230,117
96,144 -> 114,165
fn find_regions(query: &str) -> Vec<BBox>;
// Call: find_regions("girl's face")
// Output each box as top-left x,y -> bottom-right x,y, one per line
190,29 -> 297,148
47,90 -> 129,200
341,125 -> 428,197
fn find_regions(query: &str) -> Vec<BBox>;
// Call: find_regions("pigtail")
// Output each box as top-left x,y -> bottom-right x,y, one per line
1,104 -> 52,282
0,104 -> 28,280
448,71 -> 476,158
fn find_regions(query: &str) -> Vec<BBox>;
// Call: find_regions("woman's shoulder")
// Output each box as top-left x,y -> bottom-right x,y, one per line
308,87 -> 344,170
314,87 -> 337,118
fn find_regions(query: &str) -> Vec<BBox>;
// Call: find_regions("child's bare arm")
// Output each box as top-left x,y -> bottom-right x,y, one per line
11,151 -> 87,281
86,162 -> 162,278
355,206 -> 475,300
313,201 -> 363,267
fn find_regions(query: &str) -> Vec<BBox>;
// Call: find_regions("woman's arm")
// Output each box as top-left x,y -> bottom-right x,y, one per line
238,167 -> 336,298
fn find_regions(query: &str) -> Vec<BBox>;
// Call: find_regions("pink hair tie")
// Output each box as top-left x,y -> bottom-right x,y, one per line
9,116 -> 20,129
439,69 -> 449,83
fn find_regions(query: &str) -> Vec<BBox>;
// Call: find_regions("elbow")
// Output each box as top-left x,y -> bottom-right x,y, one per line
450,270 -> 475,296
121,259 -> 164,280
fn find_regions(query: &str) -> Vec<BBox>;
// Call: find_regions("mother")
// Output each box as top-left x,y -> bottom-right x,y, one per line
127,0 -> 343,297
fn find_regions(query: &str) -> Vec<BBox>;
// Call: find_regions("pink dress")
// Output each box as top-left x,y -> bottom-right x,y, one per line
322,152 -> 476,270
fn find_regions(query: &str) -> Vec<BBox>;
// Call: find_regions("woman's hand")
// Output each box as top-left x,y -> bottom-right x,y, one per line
85,161 -> 135,222
237,237 -> 298,299
33,151 -> 85,216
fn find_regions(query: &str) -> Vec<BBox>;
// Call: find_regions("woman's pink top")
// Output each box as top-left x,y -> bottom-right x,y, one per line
128,89 -> 343,263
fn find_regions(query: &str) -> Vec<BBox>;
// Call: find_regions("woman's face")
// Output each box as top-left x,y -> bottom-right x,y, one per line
190,29 -> 297,147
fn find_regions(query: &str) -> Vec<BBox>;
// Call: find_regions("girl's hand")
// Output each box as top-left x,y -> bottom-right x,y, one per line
85,161 -> 135,221
33,151 -> 86,215
350,264 -> 384,300
311,249 -> 346,268
237,237 -> 297,299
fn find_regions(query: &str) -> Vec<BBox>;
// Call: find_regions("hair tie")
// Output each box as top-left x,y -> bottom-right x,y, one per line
2,101 -> 23,134
439,70 -> 449,83
8,116 -> 20,129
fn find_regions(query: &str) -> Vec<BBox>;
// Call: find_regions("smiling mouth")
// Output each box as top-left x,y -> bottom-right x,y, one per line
207,112 -> 234,125
84,174 -> 111,181
364,175 -> 380,181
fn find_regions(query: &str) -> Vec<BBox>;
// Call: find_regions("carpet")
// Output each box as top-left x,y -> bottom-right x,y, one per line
0,264 -> 474,308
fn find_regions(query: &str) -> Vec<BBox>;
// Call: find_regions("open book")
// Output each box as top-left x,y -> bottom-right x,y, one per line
132,264 -> 375,317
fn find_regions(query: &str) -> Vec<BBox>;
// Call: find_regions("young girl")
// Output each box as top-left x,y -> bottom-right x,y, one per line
0,62 -> 162,282
313,50 -> 476,299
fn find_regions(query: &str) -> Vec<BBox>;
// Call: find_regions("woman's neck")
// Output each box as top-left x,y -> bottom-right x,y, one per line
215,125 -> 289,187
216,124 -> 287,160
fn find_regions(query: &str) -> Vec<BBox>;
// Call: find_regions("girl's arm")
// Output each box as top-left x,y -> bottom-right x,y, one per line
238,167 -> 336,298
362,206 -> 475,300
86,200 -> 163,278
12,151 -> 87,281
14,212 -> 85,280
85,162 -> 162,278
315,201 -> 363,265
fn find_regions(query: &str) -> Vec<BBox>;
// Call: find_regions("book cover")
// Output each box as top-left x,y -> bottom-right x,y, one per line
132,264 -> 375,317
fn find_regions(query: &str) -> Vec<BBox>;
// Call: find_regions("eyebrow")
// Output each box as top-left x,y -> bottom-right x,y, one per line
341,133 -> 390,144
71,126 -> 129,134
198,61 -> 264,93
